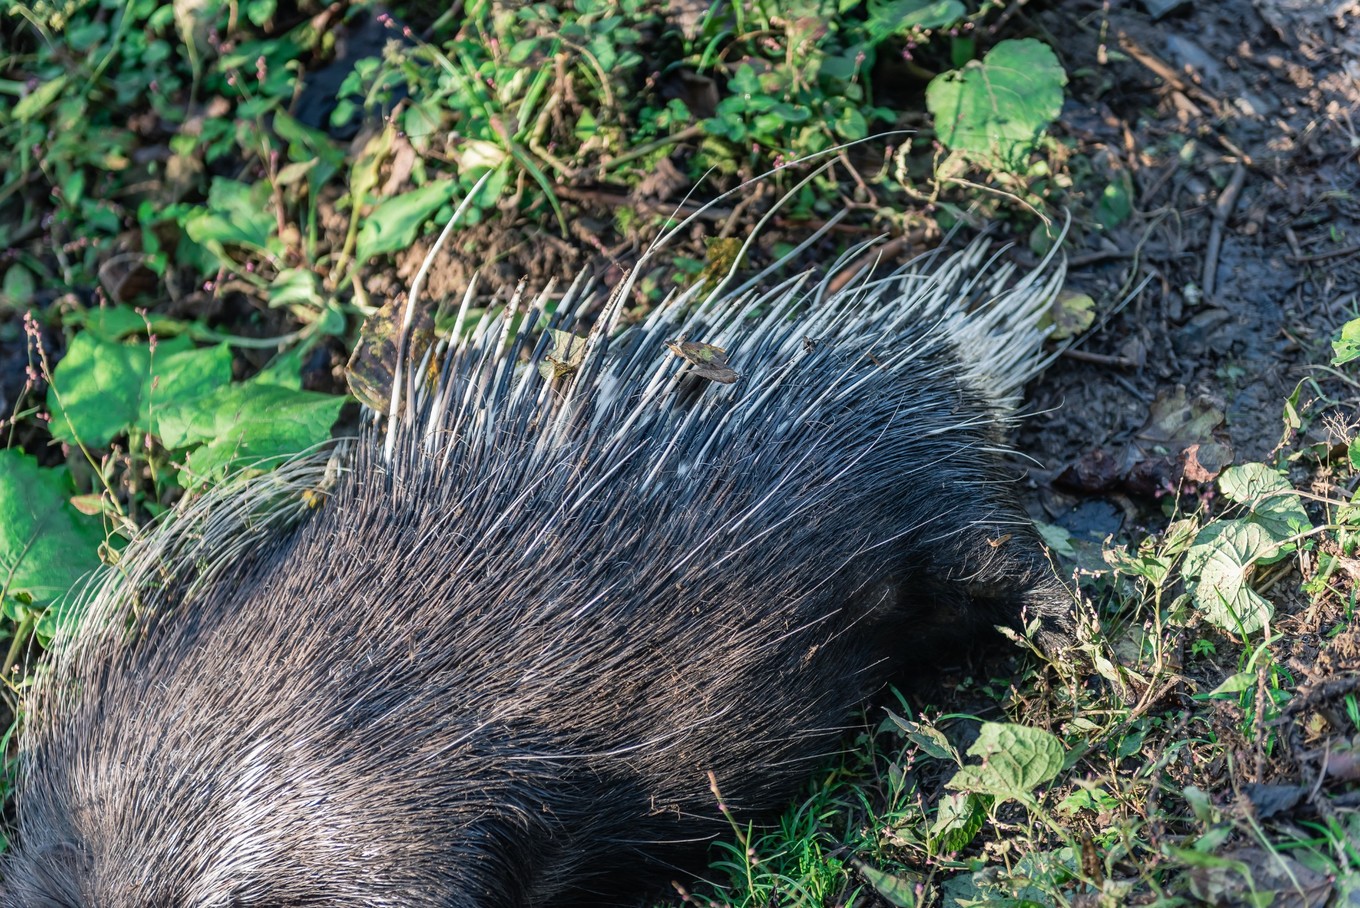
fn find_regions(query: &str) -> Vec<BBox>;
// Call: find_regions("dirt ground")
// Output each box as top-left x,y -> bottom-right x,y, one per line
1017,0 -> 1360,546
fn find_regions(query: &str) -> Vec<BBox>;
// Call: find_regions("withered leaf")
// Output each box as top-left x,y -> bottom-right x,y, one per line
346,296 -> 437,412
538,329 -> 589,383
665,339 -> 739,384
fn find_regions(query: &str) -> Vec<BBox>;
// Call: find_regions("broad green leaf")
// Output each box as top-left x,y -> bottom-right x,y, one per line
833,105 -> 868,140
250,346 -> 306,390
355,180 -> 459,263
867,0 -> 965,40
268,267 -> 324,310
1333,317 -> 1360,365
1057,786 -> 1117,816
47,333 -> 152,446
853,860 -> 924,907
509,38 -> 540,63
729,63 -> 761,98
1217,463 -> 1311,544
1183,520 -> 1276,634
72,304 -> 190,342
182,177 -> 278,252
168,383 -> 345,486
929,790 -> 989,855
272,111 -> 346,168
946,722 -> 1064,800
926,38 -> 1067,168
1218,463 -> 1293,505
1205,671 -> 1256,698
0,450 -> 105,606
140,344 -> 234,443
2,264 -> 36,306
48,334 -> 230,447
403,101 -> 443,148
883,711 -> 959,762
1096,172 -> 1134,229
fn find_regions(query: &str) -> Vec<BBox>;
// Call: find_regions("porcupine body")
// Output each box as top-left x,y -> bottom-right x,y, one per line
1,224 -> 1071,907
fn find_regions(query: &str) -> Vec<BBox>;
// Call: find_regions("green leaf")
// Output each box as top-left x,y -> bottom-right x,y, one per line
244,0 -> 276,27
1057,786 -> 1117,816
355,180 -> 459,263
47,334 -> 228,447
508,38 -> 540,63
1,264 -> 36,307
929,790 -> 990,855
268,268 -> 324,310
181,178 -> 278,253
47,333 -> 151,446
0,450 -> 105,606
1217,463 -> 1311,544
853,860 -> 924,907
883,711 -> 959,762
729,63 -> 761,99
151,367 -> 345,486
140,344 -> 234,442
867,0 -> 966,38
250,347 -> 306,390
1096,172 -> 1134,229
72,304 -> 190,342
166,383 -> 345,486
1218,463 -> 1291,505
273,111 -> 345,168
13,73 -> 69,121
946,722 -> 1065,800
1183,520 -> 1277,634
926,38 -> 1067,169
403,101 -> 443,147
1205,671 -> 1256,698
1333,317 -> 1360,365
833,106 -> 869,140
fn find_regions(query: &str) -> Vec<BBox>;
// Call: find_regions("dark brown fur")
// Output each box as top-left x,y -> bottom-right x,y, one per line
1,240 -> 1070,907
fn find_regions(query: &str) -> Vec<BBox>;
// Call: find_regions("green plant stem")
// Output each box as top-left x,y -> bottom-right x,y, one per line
591,123 -> 705,176
2,613 -> 36,684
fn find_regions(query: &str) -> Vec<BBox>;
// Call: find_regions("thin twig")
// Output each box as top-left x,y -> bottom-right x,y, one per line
1287,243 -> 1360,265
1202,162 -> 1246,301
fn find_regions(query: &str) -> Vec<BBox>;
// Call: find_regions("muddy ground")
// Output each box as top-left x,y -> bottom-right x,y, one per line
1020,0 -> 1360,546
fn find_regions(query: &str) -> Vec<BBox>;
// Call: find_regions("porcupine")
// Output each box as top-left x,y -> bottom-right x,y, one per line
0,185 -> 1073,907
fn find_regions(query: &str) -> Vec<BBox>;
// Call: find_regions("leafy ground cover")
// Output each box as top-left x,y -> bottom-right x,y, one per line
3,0 -> 1360,905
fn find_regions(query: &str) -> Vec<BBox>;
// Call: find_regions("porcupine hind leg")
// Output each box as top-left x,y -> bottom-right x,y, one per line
893,477 -> 1073,656
967,522 -> 1072,652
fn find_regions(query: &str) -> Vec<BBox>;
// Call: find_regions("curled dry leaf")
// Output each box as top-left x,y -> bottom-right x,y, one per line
665,339 -> 740,384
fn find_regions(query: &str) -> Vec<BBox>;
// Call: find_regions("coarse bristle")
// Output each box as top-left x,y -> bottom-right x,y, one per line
31,206 -> 1066,747
7,175 -> 1072,908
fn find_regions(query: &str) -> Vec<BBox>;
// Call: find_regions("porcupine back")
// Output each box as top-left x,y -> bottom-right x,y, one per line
2,227 -> 1070,908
